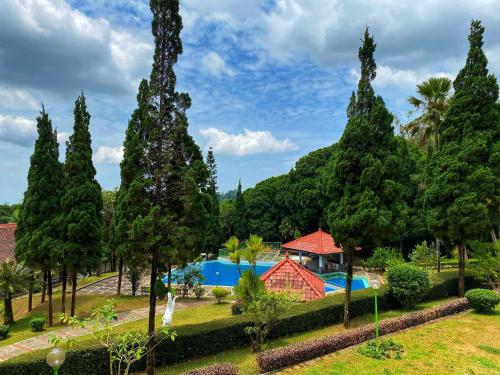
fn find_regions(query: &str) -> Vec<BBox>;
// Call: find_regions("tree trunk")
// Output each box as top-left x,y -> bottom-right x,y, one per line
70,271 -> 77,317
117,256 -> 123,296
47,269 -> 53,327
491,229 -> 498,244
343,248 -> 354,329
111,249 -> 117,272
3,294 -> 14,325
436,238 -> 441,273
167,263 -> 172,290
61,267 -> 67,315
41,270 -> 47,303
458,244 -> 465,297
146,250 -> 159,375
28,269 -> 34,312
96,264 -> 101,277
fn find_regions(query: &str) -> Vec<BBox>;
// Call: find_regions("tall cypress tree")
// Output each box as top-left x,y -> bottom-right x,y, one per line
233,179 -> 248,240
110,79 -> 151,296
204,147 -> 223,252
327,29 -> 408,328
61,94 -> 103,316
425,20 -> 499,296
15,107 -> 63,326
132,2 -> 209,373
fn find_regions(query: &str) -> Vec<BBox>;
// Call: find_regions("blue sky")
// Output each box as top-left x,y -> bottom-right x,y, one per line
1,0 -> 500,203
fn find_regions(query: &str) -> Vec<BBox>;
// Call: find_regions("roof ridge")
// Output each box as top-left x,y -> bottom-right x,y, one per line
272,257 -> 324,298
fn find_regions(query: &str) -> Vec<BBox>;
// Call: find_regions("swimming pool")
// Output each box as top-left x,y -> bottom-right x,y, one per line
165,259 -> 370,294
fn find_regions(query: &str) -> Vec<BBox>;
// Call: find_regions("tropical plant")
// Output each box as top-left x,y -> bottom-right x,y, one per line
224,236 -> 241,275
243,234 -> 268,268
409,241 -> 438,269
244,291 -> 293,352
234,270 -> 265,307
403,77 -> 452,152
0,259 -> 30,324
362,247 -> 404,271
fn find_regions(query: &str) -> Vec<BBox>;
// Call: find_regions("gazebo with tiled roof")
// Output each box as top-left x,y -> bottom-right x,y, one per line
282,228 -> 345,273
260,253 -> 325,301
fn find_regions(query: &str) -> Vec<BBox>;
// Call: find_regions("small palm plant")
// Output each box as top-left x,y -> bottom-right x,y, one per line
243,234 -> 268,269
224,236 -> 241,275
0,258 -> 31,324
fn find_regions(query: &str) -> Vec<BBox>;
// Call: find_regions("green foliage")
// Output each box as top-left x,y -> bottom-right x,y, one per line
0,204 -> 20,224
231,300 -> 244,315
28,317 -> 45,332
242,234 -> 267,267
362,247 -> 404,270
204,148 -> 223,253
211,287 -> 230,303
15,107 -> 63,283
0,273 -> 478,375
193,284 -> 205,299
358,338 -> 404,359
244,291 -> 293,352
387,263 -> 430,307
101,190 -> 116,266
233,180 -> 248,240
467,241 -> 500,288
224,236 -> 241,275
60,94 -> 103,277
409,241 -> 437,269
219,200 -> 235,239
174,263 -> 204,298
234,270 -> 265,307
465,288 -> 500,313
126,268 -> 143,297
0,259 -> 30,324
0,325 -> 9,340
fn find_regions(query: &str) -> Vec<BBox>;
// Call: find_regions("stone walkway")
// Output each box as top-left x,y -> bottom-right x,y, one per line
77,274 -> 150,296
0,298 -> 210,362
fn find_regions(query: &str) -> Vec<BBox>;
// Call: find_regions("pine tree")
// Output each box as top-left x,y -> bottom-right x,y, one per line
110,79 -> 151,296
60,94 -> 103,317
233,179 -> 248,240
15,107 -> 63,326
204,147 -> 223,252
425,20 -> 499,296
133,2 -> 210,373
327,29 -> 408,328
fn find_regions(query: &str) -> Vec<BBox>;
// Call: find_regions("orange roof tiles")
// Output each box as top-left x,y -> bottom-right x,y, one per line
0,223 -> 16,263
260,253 -> 325,301
282,228 -> 343,255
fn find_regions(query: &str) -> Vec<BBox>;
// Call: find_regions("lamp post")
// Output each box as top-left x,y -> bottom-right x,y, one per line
46,347 -> 66,375
215,271 -> 219,287
371,278 -> 381,344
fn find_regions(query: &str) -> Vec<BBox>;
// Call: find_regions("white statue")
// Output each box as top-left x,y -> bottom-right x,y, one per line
162,292 -> 177,327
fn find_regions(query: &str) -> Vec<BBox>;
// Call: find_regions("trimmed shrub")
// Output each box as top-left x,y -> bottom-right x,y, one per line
212,287 -> 230,303
465,288 -> 500,313
0,325 -> 9,339
256,298 -> 469,372
0,273 -> 476,375
183,363 -> 238,375
387,263 -> 430,307
358,338 -> 404,359
231,299 -> 244,315
193,284 -> 205,299
28,318 -> 45,332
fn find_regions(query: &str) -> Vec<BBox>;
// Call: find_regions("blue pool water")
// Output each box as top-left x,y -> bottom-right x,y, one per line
165,259 -> 370,294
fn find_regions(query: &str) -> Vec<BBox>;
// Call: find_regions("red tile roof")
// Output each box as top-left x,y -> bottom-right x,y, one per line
260,253 -> 325,301
0,223 -> 16,263
282,228 -> 343,255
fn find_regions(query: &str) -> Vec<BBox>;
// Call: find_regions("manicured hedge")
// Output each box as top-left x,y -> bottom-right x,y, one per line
183,363 -> 238,375
0,273 -> 478,375
257,298 -> 470,372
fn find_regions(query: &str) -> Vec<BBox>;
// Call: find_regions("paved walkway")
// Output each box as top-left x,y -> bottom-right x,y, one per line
77,274 -> 150,296
0,298 -> 210,362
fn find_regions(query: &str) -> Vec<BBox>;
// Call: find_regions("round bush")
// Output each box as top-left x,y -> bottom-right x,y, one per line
387,263 -> 430,307
231,299 -> 244,315
465,288 -> 500,313
212,287 -> 230,303
0,325 -> 9,340
28,317 -> 45,332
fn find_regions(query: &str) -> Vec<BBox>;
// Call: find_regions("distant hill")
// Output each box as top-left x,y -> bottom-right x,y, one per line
217,189 -> 237,202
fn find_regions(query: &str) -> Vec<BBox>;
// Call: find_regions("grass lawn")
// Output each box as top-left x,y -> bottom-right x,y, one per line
149,298 -> 459,375
292,307 -> 500,375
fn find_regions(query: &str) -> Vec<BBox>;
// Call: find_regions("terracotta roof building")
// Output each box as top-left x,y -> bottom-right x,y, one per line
282,228 -> 342,255
0,223 -> 16,263
260,254 -> 325,301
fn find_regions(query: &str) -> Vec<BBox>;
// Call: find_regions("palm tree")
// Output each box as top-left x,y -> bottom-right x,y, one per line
243,234 -> 268,269
0,258 -> 31,324
225,236 -> 241,275
402,77 -> 452,152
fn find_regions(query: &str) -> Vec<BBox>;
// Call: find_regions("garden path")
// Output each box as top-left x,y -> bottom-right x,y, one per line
0,298 -> 210,362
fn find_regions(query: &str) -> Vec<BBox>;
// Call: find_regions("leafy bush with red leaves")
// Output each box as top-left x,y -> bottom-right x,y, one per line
256,298 -> 469,372
183,363 -> 238,375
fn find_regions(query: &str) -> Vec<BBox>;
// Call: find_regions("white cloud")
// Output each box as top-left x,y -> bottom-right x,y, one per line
56,131 -> 70,144
0,114 -> 36,146
94,146 -> 123,164
201,52 -> 235,77
0,87 -> 39,110
199,127 -> 298,156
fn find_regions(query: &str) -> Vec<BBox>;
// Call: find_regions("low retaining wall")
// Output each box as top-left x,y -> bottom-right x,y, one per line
257,298 -> 470,373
